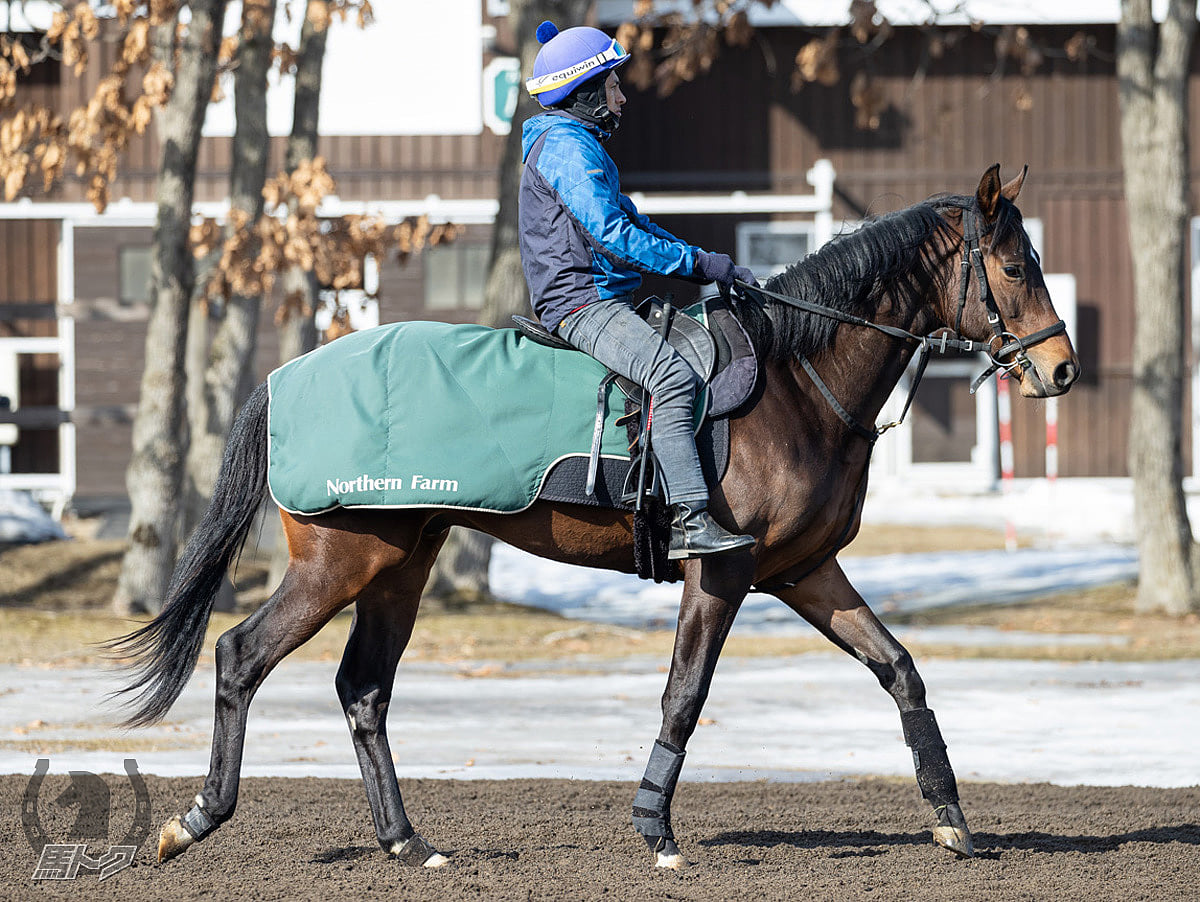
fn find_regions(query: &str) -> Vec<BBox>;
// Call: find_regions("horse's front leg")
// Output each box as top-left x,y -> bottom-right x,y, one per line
635,553 -> 754,869
775,560 -> 974,858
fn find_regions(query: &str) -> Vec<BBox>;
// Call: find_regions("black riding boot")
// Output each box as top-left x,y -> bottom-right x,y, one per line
668,502 -> 756,560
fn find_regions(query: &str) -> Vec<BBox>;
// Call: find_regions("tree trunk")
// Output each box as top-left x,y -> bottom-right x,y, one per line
478,0 -> 593,330
113,2 -> 229,614
181,251 -> 220,537
422,528 -> 496,607
426,0 -> 593,602
1118,0 -> 1200,615
269,2 -> 329,592
185,0 -> 277,536
277,0 -> 327,365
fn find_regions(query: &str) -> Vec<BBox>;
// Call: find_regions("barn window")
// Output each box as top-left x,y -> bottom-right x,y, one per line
735,222 -> 815,279
424,242 -> 489,311
118,246 -> 153,305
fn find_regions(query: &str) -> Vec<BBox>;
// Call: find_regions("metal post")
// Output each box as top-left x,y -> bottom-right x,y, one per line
996,374 -> 1017,552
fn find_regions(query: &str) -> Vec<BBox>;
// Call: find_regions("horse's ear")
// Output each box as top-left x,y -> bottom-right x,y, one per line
1001,165 -> 1028,202
976,164 -> 1002,222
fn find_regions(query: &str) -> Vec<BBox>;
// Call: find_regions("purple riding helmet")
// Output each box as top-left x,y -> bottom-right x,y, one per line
526,21 -> 630,119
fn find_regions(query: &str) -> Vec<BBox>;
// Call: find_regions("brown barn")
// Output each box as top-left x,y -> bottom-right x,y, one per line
0,3 -> 1176,514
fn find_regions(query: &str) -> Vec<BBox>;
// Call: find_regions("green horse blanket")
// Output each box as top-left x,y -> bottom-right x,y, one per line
267,321 -> 635,514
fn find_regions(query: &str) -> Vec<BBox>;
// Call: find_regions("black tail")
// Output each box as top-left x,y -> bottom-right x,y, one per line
109,381 -> 271,727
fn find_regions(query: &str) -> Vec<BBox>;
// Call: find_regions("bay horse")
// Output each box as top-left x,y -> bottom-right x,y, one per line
113,165 -> 1079,870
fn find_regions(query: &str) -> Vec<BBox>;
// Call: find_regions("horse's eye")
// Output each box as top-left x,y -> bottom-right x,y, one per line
1003,264 -> 1024,280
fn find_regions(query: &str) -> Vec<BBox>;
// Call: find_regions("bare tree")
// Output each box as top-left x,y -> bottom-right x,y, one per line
1118,0 -> 1199,615
276,1 -> 329,365
0,2 -> 402,610
478,0 -> 594,328
268,0 -> 330,591
114,1 -> 230,614
426,0 -> 593,604
184,0 -> 278,536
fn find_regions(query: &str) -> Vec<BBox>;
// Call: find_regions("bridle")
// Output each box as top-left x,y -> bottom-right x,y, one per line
736,200 -> 1067,443
953,202 -> 1066,393
743,200 -> 1066,594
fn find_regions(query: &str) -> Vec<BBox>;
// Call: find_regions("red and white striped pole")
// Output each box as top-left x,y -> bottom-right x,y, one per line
1045,398 -> 1059,483
996,373 -> 1017,552
1045,396 -> 1059,543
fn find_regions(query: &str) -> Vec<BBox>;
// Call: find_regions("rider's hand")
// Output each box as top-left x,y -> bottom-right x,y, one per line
695,251 -> 753,287
732,264 -> 758,288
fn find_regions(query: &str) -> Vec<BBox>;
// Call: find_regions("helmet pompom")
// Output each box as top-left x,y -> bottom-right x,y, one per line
535,20 -> 559,44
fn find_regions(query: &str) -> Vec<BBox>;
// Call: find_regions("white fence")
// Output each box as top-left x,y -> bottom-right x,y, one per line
0,315 -> 76,519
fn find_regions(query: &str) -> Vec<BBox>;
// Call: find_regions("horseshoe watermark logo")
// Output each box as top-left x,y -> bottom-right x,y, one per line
22,758 -> 153,881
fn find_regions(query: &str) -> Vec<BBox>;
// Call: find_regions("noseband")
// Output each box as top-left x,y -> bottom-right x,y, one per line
737,200 -> 1066,441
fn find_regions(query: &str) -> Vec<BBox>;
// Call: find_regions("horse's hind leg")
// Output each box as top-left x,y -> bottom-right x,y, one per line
157,514 -> 415,863
334,532 -> 448,868
776,560 -> 974,858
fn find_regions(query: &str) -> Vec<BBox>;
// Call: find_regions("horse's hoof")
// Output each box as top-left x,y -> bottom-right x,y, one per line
157,815 -> 196,863
391,834 -> 449,868
656,852 -> 686,869
933,825 -> 975,858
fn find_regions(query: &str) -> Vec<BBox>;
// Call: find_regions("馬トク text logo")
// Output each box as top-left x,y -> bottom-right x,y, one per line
22,758 -> 152,881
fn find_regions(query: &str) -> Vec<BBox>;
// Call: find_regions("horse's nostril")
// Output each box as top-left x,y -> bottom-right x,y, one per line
1053,360 -> 1079,388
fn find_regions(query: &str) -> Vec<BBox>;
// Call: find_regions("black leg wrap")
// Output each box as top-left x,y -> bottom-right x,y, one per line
180,804 -> 216,842
392,834 -> 438,867
632,740 -> 685,839
900,708 -> 960,804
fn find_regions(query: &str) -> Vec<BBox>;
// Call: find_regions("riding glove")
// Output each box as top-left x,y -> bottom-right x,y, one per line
694,251 -> 758,287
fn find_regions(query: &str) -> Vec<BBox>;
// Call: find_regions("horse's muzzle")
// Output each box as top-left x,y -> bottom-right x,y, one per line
1051,359 -> 1080,392
1021,355 -> 1080,398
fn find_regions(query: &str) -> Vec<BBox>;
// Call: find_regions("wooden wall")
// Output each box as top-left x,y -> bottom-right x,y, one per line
4,21 -> 1195,495
611,24 -> 1174,478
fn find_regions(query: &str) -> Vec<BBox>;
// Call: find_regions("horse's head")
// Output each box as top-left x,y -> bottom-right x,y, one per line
941,165 -> 1080,398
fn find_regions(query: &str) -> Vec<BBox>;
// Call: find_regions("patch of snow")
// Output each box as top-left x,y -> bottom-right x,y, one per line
489,543 -> 1137,634
2,657 -> 1197,787
0,489 -> 65,543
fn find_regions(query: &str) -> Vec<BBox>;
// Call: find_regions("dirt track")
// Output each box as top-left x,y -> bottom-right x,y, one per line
1,775 -> 1197,901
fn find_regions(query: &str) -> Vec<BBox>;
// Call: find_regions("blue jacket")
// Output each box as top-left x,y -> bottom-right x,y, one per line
519,112 -> 702,331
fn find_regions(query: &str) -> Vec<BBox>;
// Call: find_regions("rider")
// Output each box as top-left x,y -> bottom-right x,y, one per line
519,21 -> 756,560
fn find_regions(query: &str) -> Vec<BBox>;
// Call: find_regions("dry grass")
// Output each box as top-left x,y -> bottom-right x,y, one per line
1,520 -> 1196,669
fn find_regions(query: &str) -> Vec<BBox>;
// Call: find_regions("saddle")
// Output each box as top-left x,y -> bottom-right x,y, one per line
514,295 -> 757,500
513,293 -> 758,420
515,296 -> 757,583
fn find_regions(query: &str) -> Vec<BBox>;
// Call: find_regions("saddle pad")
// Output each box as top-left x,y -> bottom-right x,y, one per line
267,321 -> 633,514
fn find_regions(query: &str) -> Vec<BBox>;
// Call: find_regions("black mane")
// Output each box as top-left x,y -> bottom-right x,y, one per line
735,194 -> 1027,363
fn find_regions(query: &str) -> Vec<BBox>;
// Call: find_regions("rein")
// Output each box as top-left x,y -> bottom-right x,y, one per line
736,204 -> 1066,442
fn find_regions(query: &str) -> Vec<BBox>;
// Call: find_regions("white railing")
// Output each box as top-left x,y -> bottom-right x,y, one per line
0,317 -> 76,519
